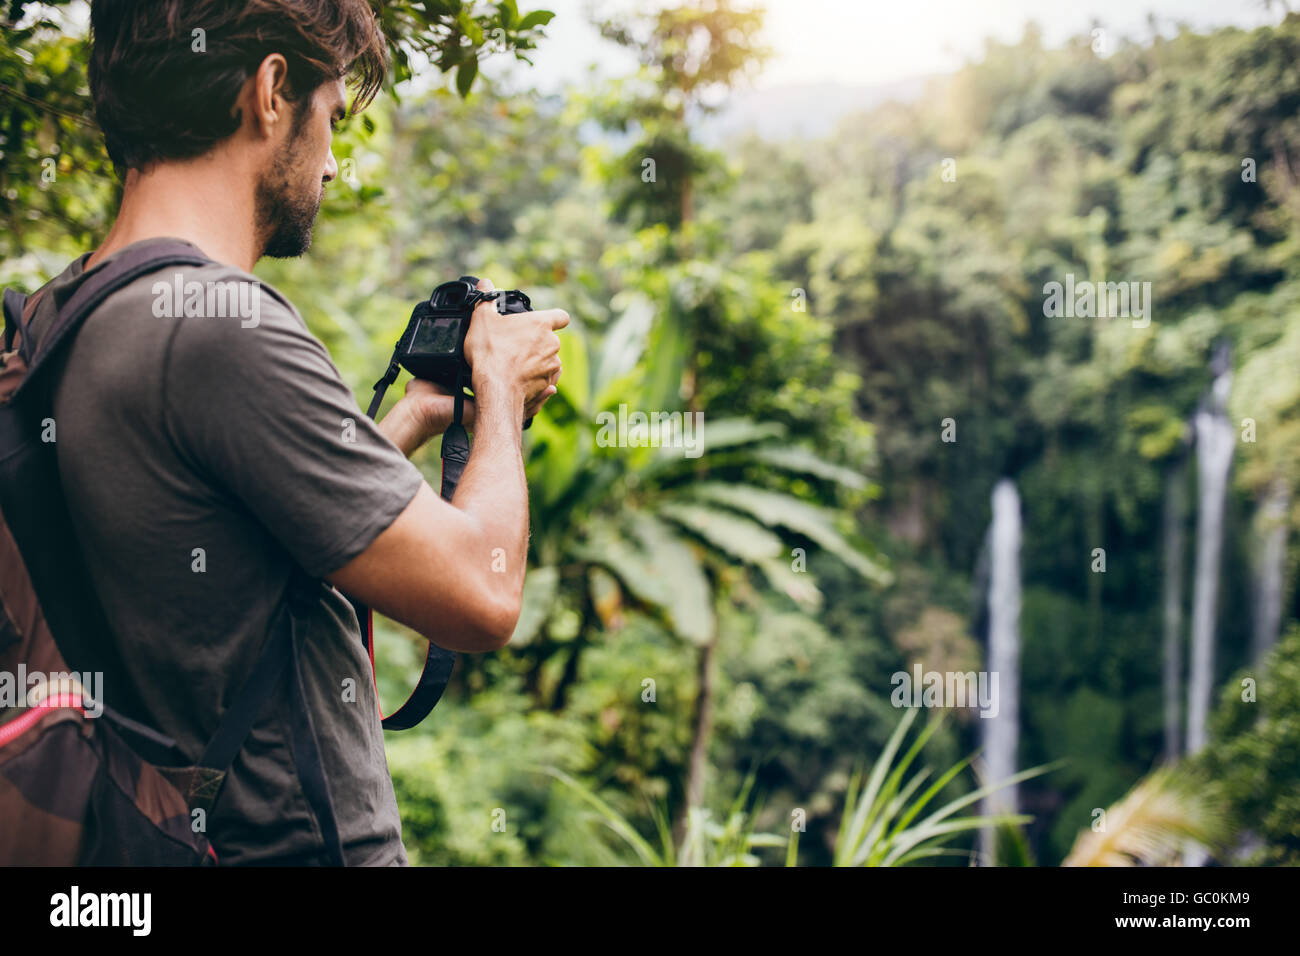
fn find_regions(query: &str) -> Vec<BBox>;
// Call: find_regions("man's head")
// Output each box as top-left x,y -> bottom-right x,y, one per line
88,0 -> 387,258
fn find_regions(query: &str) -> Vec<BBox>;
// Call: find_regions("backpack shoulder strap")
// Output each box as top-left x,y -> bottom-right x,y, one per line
13,241 -> 210,403
3,288 -> 27,354
197,569 -> 346,865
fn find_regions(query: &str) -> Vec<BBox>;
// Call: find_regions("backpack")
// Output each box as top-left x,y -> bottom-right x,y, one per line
0,242 -> 345,865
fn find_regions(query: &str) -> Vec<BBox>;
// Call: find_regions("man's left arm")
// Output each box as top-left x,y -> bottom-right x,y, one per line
377,375 -> 557,457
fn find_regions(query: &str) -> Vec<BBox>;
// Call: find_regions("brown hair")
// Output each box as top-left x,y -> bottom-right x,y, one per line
88,0 -> 388,172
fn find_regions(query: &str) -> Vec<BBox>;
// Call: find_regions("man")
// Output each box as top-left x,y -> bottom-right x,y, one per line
21,0 -> 566,864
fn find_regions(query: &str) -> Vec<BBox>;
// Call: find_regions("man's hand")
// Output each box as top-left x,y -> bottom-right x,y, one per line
398,377 -> 476,439
377,278 -> 566,457
462,277 -> 568,414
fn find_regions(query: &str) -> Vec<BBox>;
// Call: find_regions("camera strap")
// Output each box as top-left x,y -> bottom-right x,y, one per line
440,368 -> 472,498
365,358 -> 401,419
350,353 -> 463,730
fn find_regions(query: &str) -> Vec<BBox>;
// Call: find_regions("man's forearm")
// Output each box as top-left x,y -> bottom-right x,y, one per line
448,376 -> 530,599
376,400 -> 429,458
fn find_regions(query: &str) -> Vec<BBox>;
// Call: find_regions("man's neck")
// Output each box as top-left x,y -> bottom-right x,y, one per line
88,153 -> 261,273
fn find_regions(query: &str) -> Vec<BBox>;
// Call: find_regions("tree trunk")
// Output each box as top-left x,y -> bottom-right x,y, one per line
550,588 -> 595,711
676,634 -> 717,845
548,640 -> 584,712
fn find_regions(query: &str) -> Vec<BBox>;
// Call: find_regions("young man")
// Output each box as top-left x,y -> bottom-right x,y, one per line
21,0 -> 566,864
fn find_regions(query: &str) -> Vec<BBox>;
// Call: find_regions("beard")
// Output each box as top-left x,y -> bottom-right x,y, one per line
255,129 -> 324,259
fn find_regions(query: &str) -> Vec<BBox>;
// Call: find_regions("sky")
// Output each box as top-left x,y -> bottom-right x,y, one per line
492,0 -> 1286,91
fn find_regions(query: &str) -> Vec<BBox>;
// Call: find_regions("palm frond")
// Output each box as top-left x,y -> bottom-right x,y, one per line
834,708 -> 1053,866
749,444 -> 870,490
542,767 -> 665,866
1063,765 -> 1226,867
691,481 -> 891,584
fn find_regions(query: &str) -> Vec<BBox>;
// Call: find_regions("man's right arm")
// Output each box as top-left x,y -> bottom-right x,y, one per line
325,379 -> 526,652
326,284 -> 567,652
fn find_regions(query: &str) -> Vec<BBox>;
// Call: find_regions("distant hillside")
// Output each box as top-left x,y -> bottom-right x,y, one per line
696,77 -> 932,144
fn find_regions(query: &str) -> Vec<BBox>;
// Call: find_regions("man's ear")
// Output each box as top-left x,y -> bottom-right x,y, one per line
245,53 -> 292,139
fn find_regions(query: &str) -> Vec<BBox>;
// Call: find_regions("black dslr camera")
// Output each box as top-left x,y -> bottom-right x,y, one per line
397,275 -> 533,392
366,275 -> 534,426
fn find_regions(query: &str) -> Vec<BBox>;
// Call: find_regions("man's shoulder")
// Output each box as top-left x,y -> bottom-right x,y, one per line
103,251 -> 299,329
34,240 -> 303,347
121,257 -> 300,331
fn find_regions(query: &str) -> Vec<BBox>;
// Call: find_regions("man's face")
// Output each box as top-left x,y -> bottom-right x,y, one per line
256,80 -> 344,259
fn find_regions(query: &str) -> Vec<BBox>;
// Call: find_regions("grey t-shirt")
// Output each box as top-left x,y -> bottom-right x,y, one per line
29,237 -> 424,865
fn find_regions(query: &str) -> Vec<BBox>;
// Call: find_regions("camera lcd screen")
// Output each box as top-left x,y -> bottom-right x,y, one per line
410,316 -> 460,355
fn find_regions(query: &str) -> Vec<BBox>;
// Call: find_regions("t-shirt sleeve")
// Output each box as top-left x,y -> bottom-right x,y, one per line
162,273 -> 425,579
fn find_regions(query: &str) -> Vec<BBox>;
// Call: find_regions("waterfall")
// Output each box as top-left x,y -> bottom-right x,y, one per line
1186,348 -> 1234,757
1252,478 -> 1290,664
1162,458 -> 1188,761
980,478 -> 1021,864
